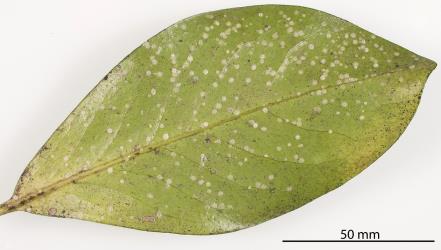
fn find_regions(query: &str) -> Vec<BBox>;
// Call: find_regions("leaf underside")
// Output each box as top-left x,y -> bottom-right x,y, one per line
0,5 -> 436,234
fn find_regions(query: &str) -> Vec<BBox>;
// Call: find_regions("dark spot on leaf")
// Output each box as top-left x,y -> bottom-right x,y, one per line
142,215 -> 156,223
48,207 -> 57,216
133,144 -> 141,155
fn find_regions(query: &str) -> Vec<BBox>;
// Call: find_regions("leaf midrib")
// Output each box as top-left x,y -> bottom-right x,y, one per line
0,62 -> 431,214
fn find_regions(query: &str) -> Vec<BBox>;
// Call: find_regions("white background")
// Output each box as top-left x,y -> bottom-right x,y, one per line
0,0 -> 439,249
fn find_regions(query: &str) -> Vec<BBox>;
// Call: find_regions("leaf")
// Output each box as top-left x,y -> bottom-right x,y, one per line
0,5 -> 436,234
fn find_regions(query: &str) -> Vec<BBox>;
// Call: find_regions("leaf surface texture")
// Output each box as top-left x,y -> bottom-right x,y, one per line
0,5 -> 436,234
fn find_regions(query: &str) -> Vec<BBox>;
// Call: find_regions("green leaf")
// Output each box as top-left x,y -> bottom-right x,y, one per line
0,5 -> 436,234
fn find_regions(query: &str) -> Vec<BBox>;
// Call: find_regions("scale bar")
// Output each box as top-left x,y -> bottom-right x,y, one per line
282,240 -> 435,243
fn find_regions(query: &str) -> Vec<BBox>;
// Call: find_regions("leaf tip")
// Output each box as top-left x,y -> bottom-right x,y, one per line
427,59 -> 437,72
418,57 -> 437,83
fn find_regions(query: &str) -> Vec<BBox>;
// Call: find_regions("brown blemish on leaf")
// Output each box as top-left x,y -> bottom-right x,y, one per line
48,207 -> 57,216
142,215 -> 156,223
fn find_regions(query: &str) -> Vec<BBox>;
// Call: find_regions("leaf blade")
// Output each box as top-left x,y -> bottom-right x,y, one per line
0,5 -> 436,234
